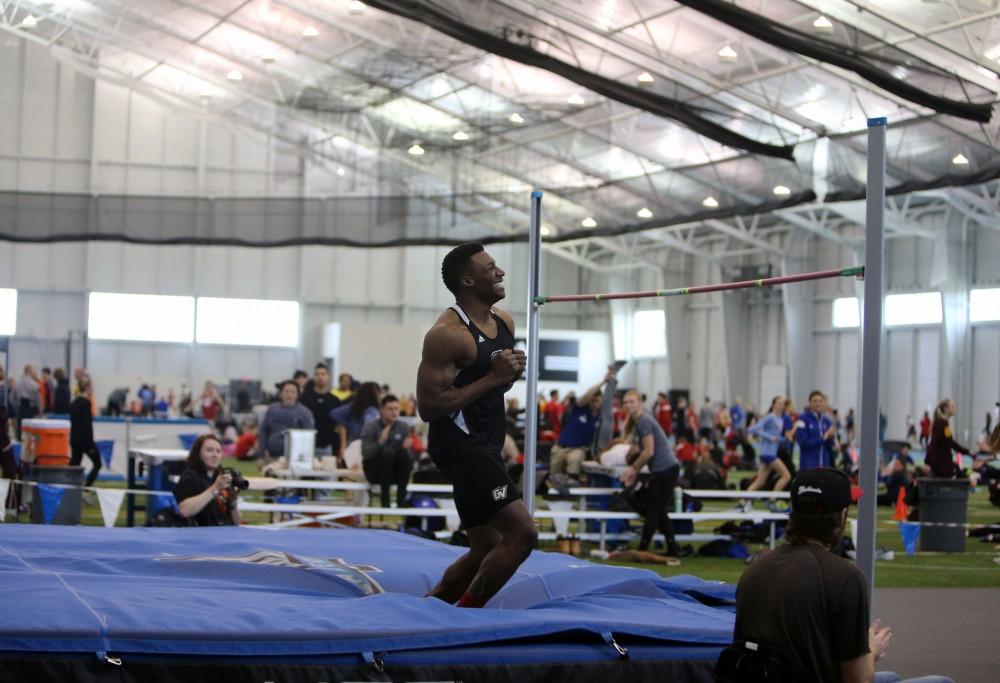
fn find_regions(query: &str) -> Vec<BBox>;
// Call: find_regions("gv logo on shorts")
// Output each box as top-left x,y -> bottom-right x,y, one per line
491,485 -> 508,502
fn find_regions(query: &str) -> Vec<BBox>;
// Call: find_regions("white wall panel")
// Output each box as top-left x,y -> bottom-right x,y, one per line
886,330 -> 915,440
913,329 -> 940,420
971,325 -> 1000,437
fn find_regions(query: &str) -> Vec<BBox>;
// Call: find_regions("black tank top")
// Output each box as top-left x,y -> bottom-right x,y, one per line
428,304 -> 515,453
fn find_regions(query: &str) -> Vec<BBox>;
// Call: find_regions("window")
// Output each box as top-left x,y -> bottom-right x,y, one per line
970,288 -> 1000,323
196,297 -> 299,347
884,292 -> 942,327
632,309 -> 666,358
832,297 -> 860,328
0,289 -> 16,336
88,292 -> 195,343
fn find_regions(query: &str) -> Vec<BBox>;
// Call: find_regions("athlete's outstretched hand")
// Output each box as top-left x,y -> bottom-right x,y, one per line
491,349 -> 526,386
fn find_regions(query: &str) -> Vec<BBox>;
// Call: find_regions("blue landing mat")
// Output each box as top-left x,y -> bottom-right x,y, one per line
0,525 -> 735,661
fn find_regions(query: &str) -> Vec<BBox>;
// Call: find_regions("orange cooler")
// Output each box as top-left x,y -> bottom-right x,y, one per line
21,419 -> 71,467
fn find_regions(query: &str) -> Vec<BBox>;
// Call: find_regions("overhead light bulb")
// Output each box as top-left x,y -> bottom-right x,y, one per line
581,217 -> 597,228
509,112 -> 524,124
773,185 -> 791,196
637,207 -> 653,219
227,69 -> 243,81
951,153 -> 969,165
452,130 -> 469,141
567,94 -> 585,106
718,45 -> 738,63
260,52 -> 276,63
301,25 -> 319,38
198,87 -> 214,98
348,0 -> 366,14
703,196 -> 719,208
540,226 -> 551,236
408,143 -> 425,156
336,167 -> 346,176
813,16 -> 834,33
20,15 -> 39,29
636,71 -> 654,85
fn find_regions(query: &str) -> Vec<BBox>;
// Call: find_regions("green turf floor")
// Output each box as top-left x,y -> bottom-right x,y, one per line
22,457 -> 1000,588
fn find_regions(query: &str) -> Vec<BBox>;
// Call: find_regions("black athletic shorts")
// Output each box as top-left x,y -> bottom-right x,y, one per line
429,435 -> 519,529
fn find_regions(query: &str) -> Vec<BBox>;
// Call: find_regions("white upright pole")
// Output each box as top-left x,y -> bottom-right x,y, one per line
522,191 -> 543,516
858,117 -> 887,616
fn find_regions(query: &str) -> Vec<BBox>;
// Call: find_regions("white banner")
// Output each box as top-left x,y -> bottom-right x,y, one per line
0,479 -> 9,522
96,489 -> 126,528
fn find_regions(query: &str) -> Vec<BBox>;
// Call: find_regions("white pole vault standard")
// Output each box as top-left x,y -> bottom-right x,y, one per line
857,117 -> 887,615
522,190 -> 543,515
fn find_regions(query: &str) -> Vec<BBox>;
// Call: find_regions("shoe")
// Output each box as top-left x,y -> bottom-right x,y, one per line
677,544 -> 695,558
874,547 -> 895,561
82,492 -> 97,507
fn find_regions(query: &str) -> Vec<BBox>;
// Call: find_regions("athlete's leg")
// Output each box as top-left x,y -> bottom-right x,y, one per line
427,526 -> 501,603
460,501 -> 537,606
746,462 -> 770,492
771,457 -> 792,491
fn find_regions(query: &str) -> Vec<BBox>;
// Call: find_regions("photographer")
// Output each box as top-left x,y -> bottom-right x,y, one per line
174,434 -> 244,526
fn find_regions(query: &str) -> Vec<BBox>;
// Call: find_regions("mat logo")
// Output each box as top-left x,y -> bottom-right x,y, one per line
492,485 -> 508,502
159,550 -> 385,595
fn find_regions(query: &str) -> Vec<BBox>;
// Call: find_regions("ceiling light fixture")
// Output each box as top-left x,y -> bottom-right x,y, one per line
812,16 -> 834,34
260,52 -> 276,63
336,167 -> 346,176
952,153 -> 969,165
773,185 -> 791,196
408,143 -> 425,156
198,87 -> 214,98
302,25 -> 319,38
567,94 -> 585,106
636,71 -> 654,85
581,217 -> 597,228
718,45 -> 738,63
509,112 -> 524,124
452,130 -> 469,141
348,0 -> 366,14
20,15 -> 39,29
226,69 -> 243,81
637,207 -> 653,219
540,226 -> 551,236
702,196 -> 719,208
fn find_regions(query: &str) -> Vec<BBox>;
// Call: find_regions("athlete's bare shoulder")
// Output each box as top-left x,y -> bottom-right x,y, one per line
422,308 -> 475,365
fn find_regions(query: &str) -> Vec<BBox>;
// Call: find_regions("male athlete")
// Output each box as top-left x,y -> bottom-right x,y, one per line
417,242 -> 536,608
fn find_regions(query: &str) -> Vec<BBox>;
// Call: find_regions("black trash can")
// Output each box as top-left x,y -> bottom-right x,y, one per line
917,478 -> 968,552
27,465 -> 84,525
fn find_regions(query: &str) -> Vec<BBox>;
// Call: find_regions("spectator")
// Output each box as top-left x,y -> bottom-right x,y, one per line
332,373 -> 354,403
138,384 -> 156,417
256,380 -> 315,461
174,434 -> 241,526
330,381 -> 382,462
13,365 -> 41,439
698,397 -> 716,441
105,388 -> 128,417
51,369 -> 71,414
549,373 -> 609,477
233,419 -> 258,460
300,363 -> 337,456
845,407 -> 856,445
69,378 -> 101,491
692,446 -> 725,490
925,399 -> 970,479
795,390 -> 837,470
905,414 -> 917,442
685,400 -> 699,441
780,399 -> 798,476
0,406 -> 18,511
879,408 -> 887,446
544,389 -> 563,434
619,390 -> 681,557
919,410 -> 931,449
878,444 -> 914,506
293,370 -> 309,392
360,394 -> 414,508
654,392 -> 673,438
594,363 -> 623,451
725,467 -> 952,683
745,396 -> 793,496
40,367 -> 55,413
673,396 -> 689,438
198,381 -> 224,422
729,397 -> 746,432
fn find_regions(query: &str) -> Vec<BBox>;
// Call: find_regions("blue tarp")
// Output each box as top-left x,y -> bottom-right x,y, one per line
0,525 -> 735,660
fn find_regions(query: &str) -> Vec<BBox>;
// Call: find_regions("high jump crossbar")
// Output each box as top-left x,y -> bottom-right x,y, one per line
534,266 -> 864,304
524,116 -> 885,615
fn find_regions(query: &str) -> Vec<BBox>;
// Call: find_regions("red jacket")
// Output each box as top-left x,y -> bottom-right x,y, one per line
655,401 -> 673,435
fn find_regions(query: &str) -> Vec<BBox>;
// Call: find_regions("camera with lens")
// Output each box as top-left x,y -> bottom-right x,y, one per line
225,468 -> 250,491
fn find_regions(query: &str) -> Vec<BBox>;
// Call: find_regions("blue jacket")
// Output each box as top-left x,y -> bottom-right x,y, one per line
795,410 -> 836,469
748,413 -> 783,459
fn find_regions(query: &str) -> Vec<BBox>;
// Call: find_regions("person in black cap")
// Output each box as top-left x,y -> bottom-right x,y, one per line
721,468 -> 954,683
